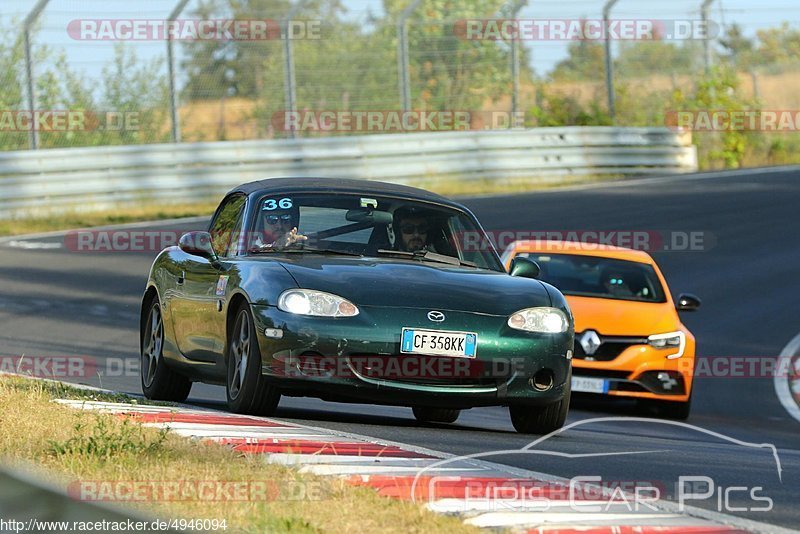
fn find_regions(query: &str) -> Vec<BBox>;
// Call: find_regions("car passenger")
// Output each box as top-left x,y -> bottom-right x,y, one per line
394,208 -> 437,253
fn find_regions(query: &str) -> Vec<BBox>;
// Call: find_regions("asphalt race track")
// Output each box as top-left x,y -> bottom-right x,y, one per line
1,168 -> 799,529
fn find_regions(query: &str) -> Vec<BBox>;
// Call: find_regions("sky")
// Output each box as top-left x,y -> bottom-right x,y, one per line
2,0 -> 798,85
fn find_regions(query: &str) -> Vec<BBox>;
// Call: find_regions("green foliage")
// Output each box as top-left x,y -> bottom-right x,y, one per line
0,17 -> 169,150
615,41 -> 698,77
49,416 -> 169,459
671,66 -> 758,169
529,88 -> 611,127
550,40 -> 605,82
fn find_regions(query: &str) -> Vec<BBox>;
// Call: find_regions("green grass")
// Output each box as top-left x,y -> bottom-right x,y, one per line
0,375 -> 481,534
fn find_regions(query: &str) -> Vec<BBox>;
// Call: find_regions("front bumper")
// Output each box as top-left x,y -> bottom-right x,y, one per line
572,337 -> 695,403
251,304 -> 573,408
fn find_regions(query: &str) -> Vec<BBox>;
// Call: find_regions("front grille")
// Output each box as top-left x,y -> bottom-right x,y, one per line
573,369 -> 631,380
573,333 -> 649,362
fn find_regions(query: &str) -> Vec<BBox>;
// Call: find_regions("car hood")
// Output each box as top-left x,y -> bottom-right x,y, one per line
566,295 -> 679,336
276,256 -> 551,315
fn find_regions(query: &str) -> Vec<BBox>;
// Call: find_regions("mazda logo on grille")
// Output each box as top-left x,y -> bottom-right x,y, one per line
427,311 -> 445,322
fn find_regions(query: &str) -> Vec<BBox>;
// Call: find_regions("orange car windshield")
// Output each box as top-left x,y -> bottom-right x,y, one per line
519,253 -> 667,303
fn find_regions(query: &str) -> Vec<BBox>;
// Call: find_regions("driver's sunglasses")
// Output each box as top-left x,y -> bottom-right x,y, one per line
400,223 -> 429,235
265,214 -> 292,225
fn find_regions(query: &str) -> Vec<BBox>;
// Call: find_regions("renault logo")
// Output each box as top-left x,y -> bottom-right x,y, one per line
579,330 -> 602,356
427,311 -> 445,322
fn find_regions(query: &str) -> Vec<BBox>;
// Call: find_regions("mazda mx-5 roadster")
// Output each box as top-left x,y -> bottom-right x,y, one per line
140,178 -> 574,433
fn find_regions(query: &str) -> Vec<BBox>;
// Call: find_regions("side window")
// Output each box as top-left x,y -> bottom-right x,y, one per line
209,195 -> 246,257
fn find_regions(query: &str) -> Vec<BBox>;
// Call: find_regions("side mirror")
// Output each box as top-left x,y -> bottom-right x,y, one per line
179,231 -> 219,263
509,257 -> 541,279
676,293 -> 701,312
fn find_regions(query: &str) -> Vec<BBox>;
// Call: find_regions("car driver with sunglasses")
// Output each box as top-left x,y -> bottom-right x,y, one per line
393,207 -> 434,253
253,204 -> 307,250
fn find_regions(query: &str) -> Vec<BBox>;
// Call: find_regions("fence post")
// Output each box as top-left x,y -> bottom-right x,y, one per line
701,0 -> 715,74
506,0 -> 527,121
23,0 -> 51,150
397,0 -> 423,112
283,3 -> 305,139
167,0 -> 190,144
603,0 -> 619,122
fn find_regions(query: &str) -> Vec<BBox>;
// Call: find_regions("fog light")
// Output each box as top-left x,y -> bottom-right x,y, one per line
530,369 -> 554,391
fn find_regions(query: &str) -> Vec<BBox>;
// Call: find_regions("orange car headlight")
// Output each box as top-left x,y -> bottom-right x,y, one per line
647,331 -> 686,359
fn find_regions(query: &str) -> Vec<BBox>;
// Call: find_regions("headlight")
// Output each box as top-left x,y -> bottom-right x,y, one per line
277,289 -> 359,317
508,307 -> 569,333
648,331 -> 686,359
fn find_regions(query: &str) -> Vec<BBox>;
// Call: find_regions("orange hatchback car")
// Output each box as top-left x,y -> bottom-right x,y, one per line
502,240 -> 700,419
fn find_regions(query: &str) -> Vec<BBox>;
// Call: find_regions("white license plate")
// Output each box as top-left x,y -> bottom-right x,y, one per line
572,376 -> 609,394
401,328 -> 477,358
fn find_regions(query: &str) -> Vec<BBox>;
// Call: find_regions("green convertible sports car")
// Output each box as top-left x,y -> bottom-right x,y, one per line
140,178 -> 574,433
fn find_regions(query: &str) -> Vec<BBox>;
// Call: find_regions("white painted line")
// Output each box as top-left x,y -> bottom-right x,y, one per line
464,512 -> 689,528
164,428 -> 332,440
267,455 -> 442,466
774,332 -> 800,425
298,464 -> 489,476
428,499 -> 619,513
54,400 -> 190,413
4,240 -> 63,249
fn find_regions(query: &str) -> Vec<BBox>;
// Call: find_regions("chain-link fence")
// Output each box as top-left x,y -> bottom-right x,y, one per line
2,0 -> 799,168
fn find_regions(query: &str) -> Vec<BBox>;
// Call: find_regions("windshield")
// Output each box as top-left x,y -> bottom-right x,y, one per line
517,253 -> 667,303
248,193 -> 503,272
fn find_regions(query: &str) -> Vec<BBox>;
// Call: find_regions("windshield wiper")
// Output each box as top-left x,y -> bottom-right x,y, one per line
376,249 -> 478,268
250,244 -> 362,257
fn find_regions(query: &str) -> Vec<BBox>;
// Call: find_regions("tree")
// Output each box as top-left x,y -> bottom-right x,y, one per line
719,23 -> 755,68
549,40 -> 605,82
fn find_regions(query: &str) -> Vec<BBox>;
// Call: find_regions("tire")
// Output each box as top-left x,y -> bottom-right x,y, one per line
226,303 -> 280,416
509,373 -> 571,434
141,296 -> 192,402
412,406 -> 460,424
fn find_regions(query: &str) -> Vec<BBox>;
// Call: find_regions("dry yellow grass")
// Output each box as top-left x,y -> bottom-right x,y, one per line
0,202 -> 219,237
177,70 -> 800,142
0,376 -> 478,534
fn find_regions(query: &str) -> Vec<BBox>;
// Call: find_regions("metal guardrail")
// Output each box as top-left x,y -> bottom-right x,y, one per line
0,463 -> 178,532
0,127 -> 696,218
